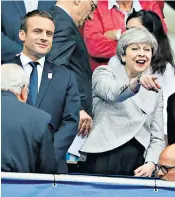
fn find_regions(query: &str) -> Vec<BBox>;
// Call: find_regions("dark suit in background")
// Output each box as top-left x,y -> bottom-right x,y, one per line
167,92 -> 175,145
11,56 -> 80,173
1,0 -> 56,62
1,91 -> 56,173
47,6 -> 92,116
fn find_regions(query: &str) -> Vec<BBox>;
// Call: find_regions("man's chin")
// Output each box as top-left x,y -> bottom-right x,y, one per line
36,50 -> 50,58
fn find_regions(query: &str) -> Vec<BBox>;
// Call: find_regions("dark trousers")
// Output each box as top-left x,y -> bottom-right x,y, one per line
78,138 -> 145,176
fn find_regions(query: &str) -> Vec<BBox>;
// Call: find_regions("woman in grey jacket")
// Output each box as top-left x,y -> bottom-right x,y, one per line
80,27 -> 165,177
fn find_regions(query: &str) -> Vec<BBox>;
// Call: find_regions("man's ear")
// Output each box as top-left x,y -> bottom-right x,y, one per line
20,85 -> 28,103
19,30 -> 26,42
74,0 -> 81,6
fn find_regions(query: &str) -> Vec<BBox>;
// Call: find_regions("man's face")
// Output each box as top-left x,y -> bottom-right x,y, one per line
157,156 -> 175,181
77,0 -> 97,27
19,16 -> 55,60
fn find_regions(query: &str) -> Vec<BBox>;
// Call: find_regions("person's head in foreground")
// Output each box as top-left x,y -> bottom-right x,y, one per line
117,27 -> 157,78
1,63 -> 29,103
156,144 -> 175,181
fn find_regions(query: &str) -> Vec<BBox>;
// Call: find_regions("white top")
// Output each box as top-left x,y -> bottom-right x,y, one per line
108,0 -> 142,23
24,0 -> 38,13
20,53 -> 45,91
156,63 -> 175,135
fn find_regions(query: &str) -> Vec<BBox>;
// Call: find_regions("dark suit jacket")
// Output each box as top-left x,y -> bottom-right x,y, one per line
167,92 -> 175,145
1,0 -> 56,62
47,6 -> 92,116
10,56 -> 80,173
1,91 -> 56,173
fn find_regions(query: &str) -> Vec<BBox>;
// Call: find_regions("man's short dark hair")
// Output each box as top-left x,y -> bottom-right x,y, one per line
20,10 -> 55,32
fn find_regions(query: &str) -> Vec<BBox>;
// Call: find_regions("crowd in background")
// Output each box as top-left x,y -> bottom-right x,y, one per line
1,0 -> 175,181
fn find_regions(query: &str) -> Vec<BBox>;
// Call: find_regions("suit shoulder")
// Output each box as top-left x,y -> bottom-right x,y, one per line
52,63 -> 73,75
21,102 -> 51,123
49,7 -> 73,24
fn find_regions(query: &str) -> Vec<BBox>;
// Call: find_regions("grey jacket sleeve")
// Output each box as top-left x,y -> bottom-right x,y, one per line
145,90 -> 165,164
92,66 -> 136,102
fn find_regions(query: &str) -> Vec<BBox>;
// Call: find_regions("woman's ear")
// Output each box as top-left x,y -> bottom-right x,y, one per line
121,55 -> 126,64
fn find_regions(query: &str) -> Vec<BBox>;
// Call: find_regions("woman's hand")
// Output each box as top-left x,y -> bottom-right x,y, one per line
134,162 -> 156,177
140,75 -> 161,93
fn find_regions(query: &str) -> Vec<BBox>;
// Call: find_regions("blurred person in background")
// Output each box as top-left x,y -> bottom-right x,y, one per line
83,0 -> 167,71
167,93 -> 175,145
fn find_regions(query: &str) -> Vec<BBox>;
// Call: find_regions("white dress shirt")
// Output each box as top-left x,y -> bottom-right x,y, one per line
20,53 -> 45,91
24,0 -> 38,13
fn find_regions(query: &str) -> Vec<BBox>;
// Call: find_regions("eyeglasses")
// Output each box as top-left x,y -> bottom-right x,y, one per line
156,164 -> 175,175
90,0 -> 97,12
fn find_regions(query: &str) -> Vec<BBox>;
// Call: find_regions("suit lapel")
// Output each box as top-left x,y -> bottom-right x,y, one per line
13,1 -> 26,19
35,60 -> 55,107
13,56 -> 23,67
133,89 -> 148,114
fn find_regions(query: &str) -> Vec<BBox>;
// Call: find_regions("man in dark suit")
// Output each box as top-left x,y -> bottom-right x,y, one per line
1,63 -> 56,173
47,0 -> 98,136
9,10 -> 80,173
167,93 -> 175,145
1,0 -> 56,62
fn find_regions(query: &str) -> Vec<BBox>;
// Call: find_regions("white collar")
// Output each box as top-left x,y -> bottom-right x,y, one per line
20,52 -> 45,68
108,0 -> 142,12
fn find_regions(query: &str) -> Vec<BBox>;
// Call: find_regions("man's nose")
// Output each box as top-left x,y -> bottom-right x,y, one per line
40,32 -> 47,40
157,169 -> 164,178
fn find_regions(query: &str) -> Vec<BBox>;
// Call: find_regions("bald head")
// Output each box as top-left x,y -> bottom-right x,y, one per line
159,144 -> 175,165
56,0 -> 98,27
157,144 -> 175,181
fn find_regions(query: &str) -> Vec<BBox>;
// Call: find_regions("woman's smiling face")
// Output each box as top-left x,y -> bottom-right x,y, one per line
122,43 -> 152,74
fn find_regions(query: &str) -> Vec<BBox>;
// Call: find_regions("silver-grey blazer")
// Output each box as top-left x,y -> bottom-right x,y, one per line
81,56 -> 165,164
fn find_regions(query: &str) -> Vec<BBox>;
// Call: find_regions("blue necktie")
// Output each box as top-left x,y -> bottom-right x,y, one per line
28,62 -> 38,105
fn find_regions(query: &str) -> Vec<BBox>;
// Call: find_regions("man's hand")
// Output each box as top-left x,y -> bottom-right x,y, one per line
140,75 -> 161,93
134,162 -> 156,177
78,110 -> 92,137
104,29 -> 121,41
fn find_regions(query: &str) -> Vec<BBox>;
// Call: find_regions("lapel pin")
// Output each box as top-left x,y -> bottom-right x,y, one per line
48,72 -> 52,79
